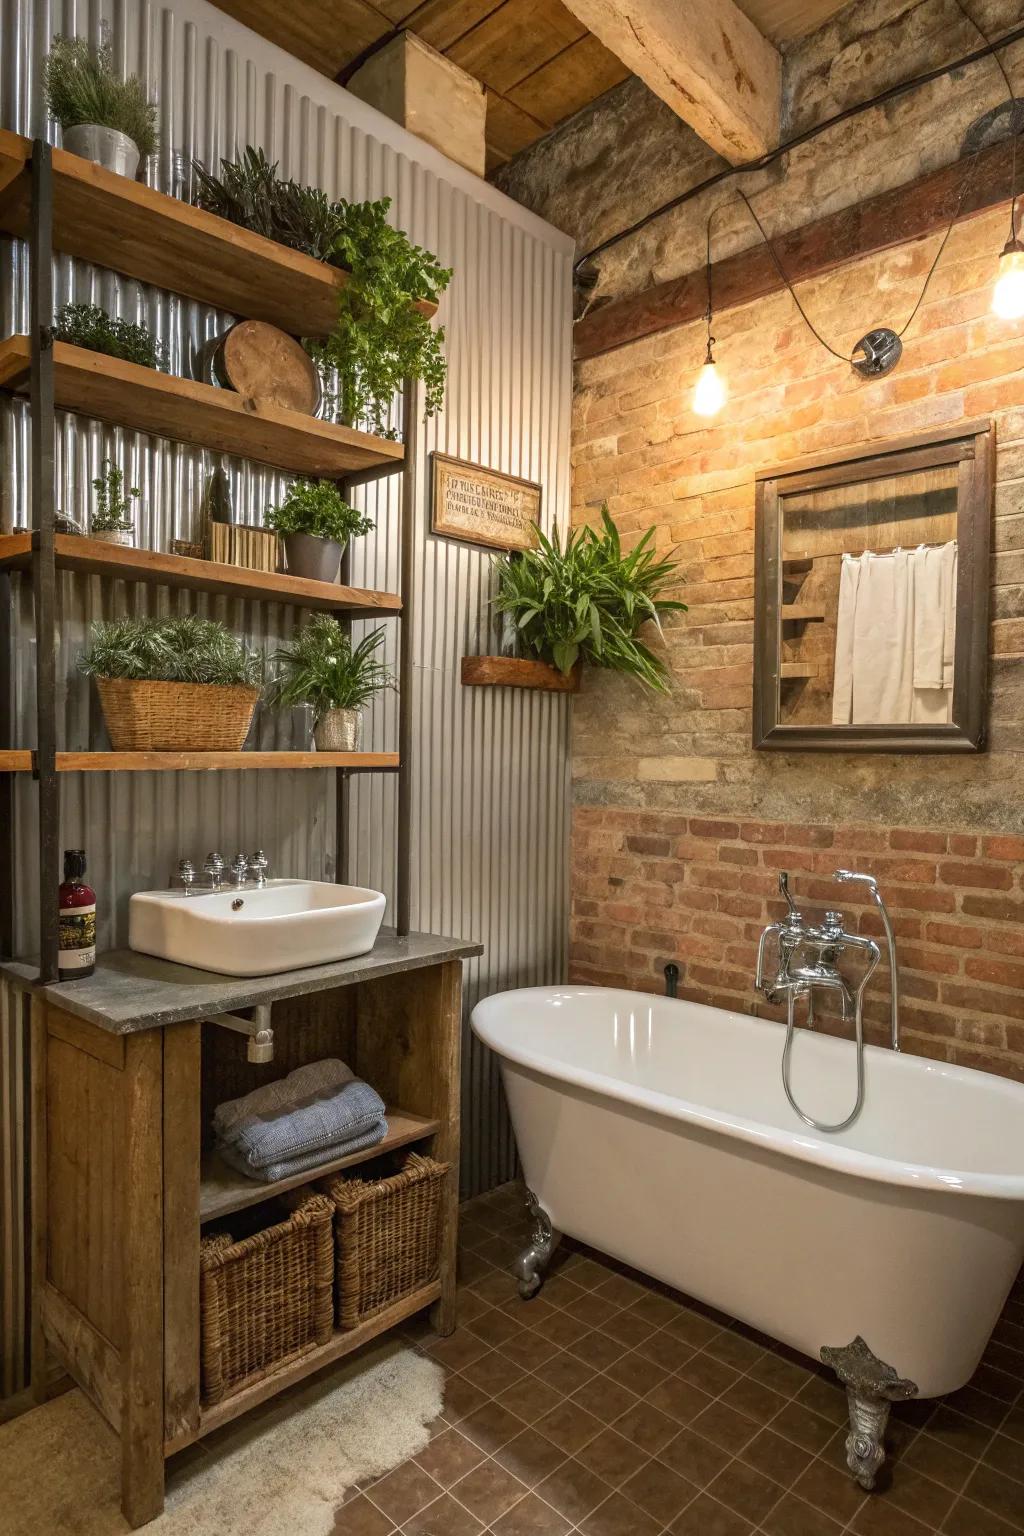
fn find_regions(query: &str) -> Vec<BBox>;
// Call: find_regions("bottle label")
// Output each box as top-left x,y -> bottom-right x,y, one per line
59,903 -> 96,969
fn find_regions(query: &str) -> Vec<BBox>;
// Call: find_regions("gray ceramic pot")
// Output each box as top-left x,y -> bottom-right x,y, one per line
283,532 -> 344,583
63,124 -> 140,179
314,708 -> 362,752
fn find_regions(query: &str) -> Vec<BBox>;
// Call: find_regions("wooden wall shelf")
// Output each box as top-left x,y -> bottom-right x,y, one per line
0,533 -> 402,616
200,1108 -> 440,1222
0,751 -> 399,773
781,604 -> 826,622
0,337 -> 405,479
461,655 -> 581,693
0,131 -> 436,337
780,663 -> 817,680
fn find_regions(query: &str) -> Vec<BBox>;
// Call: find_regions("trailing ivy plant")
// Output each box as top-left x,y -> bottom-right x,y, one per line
192,148 -> 451,436
271,615 -> 391,717
43,34 -> 159,158
90,458 -> 139,533
492,505 -> 687,691
80,615 -> 264,686
265,480 -> 374,545
54,302 -> 167,370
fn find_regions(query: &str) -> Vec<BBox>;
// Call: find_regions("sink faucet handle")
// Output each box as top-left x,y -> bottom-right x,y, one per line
779,870 -> 799,917
229,852 -> 249,887
177,858 -> 196,891
250,850 -> 269,887
204,852 -> 225,888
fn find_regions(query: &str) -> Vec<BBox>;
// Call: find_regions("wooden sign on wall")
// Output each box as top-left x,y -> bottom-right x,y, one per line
431,453 -> 541,552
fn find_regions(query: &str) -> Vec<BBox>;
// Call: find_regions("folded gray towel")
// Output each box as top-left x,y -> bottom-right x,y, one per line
216,1115 -> 388,1183
213,1058 -> 387,1172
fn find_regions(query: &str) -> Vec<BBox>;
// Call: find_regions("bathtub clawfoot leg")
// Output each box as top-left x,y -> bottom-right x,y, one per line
821,1336 -> 918,1491
513,1190 -> 560,1299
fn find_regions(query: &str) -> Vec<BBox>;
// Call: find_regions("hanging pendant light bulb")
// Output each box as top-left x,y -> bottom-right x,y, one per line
993,236 -> 1024,320
693,339 -> 727,417
693,210 -> 726,417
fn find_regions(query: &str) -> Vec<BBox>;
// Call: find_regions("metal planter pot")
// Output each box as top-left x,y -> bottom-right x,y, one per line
62,124 -> 141,180
283,532 -> 344,584
313,708 -> 362,752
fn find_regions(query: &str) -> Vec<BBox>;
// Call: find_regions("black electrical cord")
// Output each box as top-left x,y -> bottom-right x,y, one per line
574,16 -> 1024,284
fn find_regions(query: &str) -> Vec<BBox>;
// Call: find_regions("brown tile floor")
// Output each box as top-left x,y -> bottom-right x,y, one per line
336,1181 -> 1024,1536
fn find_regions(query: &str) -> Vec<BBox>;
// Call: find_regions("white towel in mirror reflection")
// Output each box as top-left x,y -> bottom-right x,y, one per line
832,541 -> 957,725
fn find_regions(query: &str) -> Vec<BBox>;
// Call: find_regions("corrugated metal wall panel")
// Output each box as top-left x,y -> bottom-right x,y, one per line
0,0 -> 572,1395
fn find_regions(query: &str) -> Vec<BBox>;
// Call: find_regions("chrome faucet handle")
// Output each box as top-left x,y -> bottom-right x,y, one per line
229,853 -> 249,887
204,852 -> 225,889
249,850 -> 269,888
177,858 -> 196,893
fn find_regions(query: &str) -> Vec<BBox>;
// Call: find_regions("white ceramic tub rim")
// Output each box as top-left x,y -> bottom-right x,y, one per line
471,985 -> 1024,1202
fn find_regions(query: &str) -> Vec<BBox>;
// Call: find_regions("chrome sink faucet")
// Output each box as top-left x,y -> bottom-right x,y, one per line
176,850 -> 270,893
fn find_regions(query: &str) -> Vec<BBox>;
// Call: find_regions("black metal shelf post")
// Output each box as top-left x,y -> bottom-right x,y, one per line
30,141 -> 59,982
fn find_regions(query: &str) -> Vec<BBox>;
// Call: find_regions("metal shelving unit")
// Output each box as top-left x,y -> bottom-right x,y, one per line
0,139 -> 419,980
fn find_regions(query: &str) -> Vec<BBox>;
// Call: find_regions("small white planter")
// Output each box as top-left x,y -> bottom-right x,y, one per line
314,708 -> 362,752
90,528 -> 135,547
62,124 -> 141,179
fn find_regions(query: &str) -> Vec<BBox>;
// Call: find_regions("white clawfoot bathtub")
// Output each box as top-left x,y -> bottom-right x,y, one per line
471,985 -> 1024,1410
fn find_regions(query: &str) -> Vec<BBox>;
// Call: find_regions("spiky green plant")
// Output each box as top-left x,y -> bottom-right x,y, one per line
43,35 -> 159,159
491,505 -> 687,691
271,615 -> 391,717
55,303 -> 167,370
90,459 -> 138,533
79,616 -> 264,687
265,480 -> 374,544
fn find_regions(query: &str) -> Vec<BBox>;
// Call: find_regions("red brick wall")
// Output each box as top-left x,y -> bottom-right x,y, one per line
569,206 -> 1024,1080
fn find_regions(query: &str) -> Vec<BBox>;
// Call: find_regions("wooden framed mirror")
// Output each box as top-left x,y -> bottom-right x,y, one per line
753,420 -> 993,753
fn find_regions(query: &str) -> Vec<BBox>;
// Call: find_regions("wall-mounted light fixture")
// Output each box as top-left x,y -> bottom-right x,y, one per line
994,237 -> 1024,317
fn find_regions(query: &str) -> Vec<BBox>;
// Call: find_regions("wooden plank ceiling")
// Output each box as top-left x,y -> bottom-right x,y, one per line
209,0 -> 851,173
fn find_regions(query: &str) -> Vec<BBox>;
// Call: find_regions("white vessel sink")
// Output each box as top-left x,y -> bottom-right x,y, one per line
128,879 -> 387,977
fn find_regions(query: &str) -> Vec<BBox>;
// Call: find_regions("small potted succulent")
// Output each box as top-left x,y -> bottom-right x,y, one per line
265,479 -> 374,583
80,615 -> 263,751
89,459 -> 138,546
43,33 -> 158,179
271,614 -> 391,751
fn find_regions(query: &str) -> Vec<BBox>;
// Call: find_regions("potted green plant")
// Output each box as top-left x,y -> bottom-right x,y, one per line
265,479 -> 374,583
490,505 -> 687,692
54,302 -> 167,370
43,34 -> 159,179
271,615 -> 391,751
192,149 -> 451,435
89,459 -> 139,547
79,616 -> 263,751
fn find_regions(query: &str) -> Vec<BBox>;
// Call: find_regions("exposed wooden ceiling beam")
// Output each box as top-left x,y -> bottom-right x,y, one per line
574,138 -> 1014,360
559,0 -> 781,162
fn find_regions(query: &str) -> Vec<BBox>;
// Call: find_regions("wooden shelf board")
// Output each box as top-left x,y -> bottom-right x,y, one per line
0,337 -> 405,479
780,663 -> 817,680
0,532 -> 402,615
782,557 -> 813,574
168,1281 -> 442,1449
200,1109 -> 440,1223
0,751 -> 399,772
461,655 -> 581,694
0,131 -> 436,337
781,604 -> 826,622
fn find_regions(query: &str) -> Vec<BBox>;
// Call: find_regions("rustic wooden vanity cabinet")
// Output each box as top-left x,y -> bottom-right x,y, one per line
9,935 -> 479,1527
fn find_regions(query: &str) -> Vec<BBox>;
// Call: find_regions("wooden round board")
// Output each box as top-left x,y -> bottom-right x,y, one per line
215,321 -> 320,415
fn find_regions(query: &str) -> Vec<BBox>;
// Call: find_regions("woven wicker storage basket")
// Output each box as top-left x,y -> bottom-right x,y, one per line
199,1194 -> 334,1406
95,676 -> 259,751
327,1152 -> 449,1330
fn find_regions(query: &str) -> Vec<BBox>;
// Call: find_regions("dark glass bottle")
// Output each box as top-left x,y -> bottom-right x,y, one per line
58,849 -> 96,980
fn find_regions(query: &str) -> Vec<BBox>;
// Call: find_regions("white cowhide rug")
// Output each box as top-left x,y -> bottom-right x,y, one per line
2,1338 -> 443,1536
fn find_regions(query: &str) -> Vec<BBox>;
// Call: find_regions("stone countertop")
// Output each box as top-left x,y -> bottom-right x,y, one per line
1,930 -> 484,1034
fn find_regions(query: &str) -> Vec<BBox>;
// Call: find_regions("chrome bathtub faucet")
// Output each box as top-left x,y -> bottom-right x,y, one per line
754,869 -> 899,1133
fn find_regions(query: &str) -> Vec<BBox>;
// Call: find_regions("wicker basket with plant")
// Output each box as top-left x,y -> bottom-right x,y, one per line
79,615 -> 264,752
